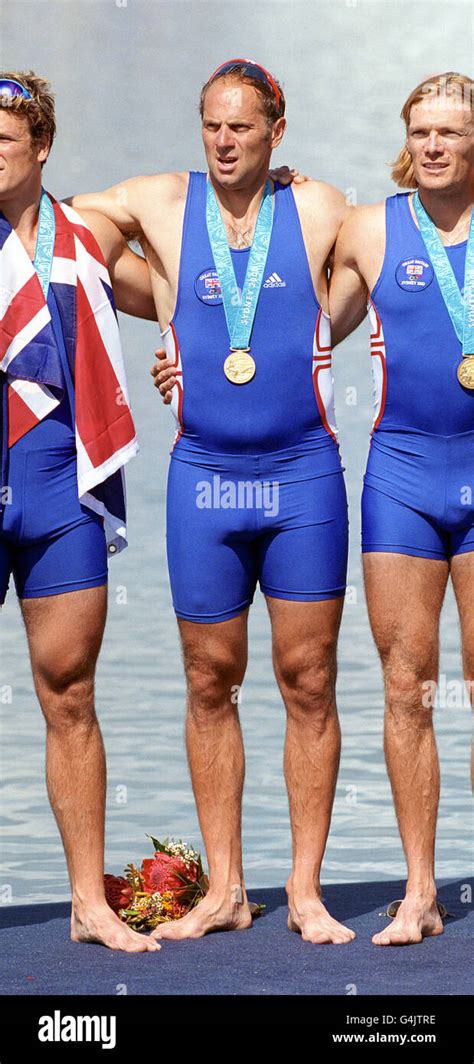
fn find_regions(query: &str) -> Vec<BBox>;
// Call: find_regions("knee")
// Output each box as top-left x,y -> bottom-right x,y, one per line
34,660 -> 96,729
382,650 -> 436,724
185,648 -> 246,718
275,644 -> 337,717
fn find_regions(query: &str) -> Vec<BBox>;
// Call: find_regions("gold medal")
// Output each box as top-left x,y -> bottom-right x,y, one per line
457,356 -> 474,390
223,349 -> 256,385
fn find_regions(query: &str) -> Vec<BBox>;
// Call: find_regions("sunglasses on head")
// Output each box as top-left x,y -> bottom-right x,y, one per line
208,59 -> 282,110
0,79 -> 32,100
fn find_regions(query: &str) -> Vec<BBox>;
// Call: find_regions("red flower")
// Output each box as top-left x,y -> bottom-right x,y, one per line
141,852 -> 199,895
104,874 -> 134,914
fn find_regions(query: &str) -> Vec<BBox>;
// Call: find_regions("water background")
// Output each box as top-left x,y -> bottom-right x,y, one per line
1,0 -> 472,903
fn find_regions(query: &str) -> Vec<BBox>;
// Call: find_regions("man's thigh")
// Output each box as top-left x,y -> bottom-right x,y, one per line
266,596 -> 345,676
167,458 -> 258,624
259,470 -> 348,603
363,553 -> 449,665
21,586 -> 108,688
13,512 -> 108,602
178,609 -> 249,686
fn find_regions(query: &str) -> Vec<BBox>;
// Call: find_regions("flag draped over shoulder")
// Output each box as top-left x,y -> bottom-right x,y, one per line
0,193 -> 138,553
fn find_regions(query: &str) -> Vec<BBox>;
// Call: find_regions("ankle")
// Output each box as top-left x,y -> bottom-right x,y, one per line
405,879 -> 437,902
72,891 -> 108,916
286,876 -> 322,902
206,879 -> 248,906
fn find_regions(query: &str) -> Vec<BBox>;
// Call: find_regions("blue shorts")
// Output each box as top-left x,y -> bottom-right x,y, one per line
362,429 -> 474,560
0,438 -> 108,604
167,440 -> 348,623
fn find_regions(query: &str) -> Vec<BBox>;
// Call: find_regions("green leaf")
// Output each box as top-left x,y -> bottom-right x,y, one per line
147,834 -> 167,854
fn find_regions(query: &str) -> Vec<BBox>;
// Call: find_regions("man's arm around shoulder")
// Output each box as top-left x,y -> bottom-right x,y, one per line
65,172 -> 188,239
293,178 -> 350,229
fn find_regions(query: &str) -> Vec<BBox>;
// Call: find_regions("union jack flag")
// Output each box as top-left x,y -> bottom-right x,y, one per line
205,276 -> 221,292
406,262 -> 424,276
0,193 -> 138,553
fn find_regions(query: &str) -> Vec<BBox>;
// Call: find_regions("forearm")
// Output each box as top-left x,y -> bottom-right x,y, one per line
77,208 -> 157,321
115,278 -> 157,321
113,246 -> 158,321
329,251 -> 368,346
330,300 -> 368,346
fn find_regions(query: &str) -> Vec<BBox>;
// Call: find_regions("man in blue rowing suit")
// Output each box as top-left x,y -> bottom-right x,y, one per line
331,72 -> 473,945
72,60 -> 355,944
0,72 -> 160,952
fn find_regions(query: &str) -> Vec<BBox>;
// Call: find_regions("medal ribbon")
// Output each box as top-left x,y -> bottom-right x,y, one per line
34,188 -> 56,298
0,190 -> 56,504
413,190 -> 474,355
206,178 -> 273,349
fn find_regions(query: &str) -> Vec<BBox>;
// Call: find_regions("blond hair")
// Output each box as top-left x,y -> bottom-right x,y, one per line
391,72 -> 473,189
0,71 -> 56,152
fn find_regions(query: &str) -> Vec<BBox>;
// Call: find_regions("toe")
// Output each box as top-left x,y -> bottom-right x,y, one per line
372,932 -> 388,946
145,940 -> 161,951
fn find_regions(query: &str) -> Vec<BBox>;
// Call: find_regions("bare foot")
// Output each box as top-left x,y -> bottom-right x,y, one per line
71,903 -> 161,952
372,894 -> 444,946
287,886 -> 356,944
152,888 -> 253,940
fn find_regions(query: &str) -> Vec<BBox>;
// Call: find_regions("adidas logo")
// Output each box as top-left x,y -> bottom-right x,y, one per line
263,272 -> 286,288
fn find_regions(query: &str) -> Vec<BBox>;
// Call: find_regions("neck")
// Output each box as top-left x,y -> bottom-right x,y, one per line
209,169 -> 270,225
0,176 -> 43,237
417,182 -> 473,236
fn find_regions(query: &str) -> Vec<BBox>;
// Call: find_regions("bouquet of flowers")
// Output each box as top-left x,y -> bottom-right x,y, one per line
104,836 -> 209,931
104,835 -> 263,931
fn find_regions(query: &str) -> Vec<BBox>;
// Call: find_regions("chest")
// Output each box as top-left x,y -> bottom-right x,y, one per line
377,242 -> 465,317
17,233 -> 37,261
368,197 -> 467,299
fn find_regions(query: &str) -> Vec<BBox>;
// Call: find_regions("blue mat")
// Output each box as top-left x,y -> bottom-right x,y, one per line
1,879 -> 472,996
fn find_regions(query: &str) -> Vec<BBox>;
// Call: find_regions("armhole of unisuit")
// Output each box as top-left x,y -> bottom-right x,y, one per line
369,198 -> 389,302
167,170 -> 195,327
